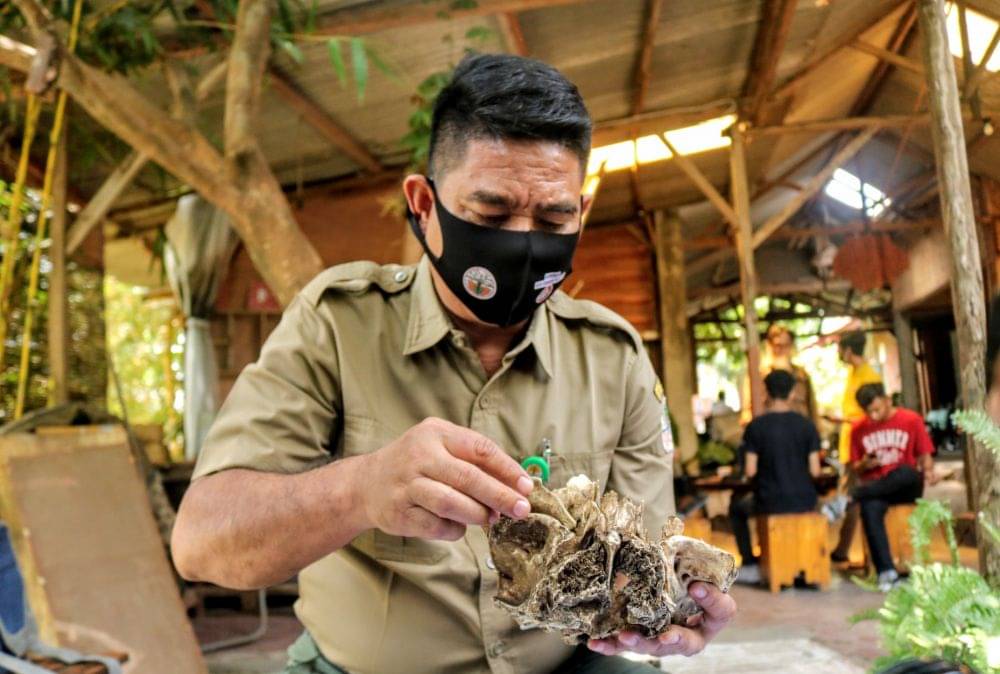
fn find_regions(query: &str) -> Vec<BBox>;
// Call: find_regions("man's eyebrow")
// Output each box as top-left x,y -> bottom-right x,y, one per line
467,190 -> 579,216
535,201 -> 579,216
468,190 -> 514,209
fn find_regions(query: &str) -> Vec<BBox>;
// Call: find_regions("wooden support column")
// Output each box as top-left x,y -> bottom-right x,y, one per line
917,0 -> 997,581
893,310 -> 920,411
47,127 -> 69,405
654,210 -> 698,465
729,125 -> 764,417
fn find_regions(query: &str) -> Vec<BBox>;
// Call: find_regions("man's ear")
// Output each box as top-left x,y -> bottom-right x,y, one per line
403,174 -> 434,233
580,193 -> 595,229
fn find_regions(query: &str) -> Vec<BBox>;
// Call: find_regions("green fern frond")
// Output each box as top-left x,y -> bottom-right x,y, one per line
953,408 -> 1000,457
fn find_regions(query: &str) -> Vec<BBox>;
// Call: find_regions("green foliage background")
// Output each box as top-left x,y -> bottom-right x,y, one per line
0,181 -> 106,424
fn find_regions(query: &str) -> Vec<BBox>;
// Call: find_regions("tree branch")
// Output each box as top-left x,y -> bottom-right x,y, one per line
225,0 -> 271,162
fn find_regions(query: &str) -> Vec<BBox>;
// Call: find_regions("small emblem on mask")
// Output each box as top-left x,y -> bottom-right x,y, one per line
533,271 -> 566,304
462,266 -> 497,300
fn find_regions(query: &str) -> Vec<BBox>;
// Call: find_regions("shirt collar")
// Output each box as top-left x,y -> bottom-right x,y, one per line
402,256 -> 554,379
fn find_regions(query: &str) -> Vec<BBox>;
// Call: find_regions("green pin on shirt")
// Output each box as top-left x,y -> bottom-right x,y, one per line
522,438 -> 552,484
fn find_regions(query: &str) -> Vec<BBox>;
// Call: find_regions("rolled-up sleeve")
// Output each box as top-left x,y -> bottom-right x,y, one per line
606,346 -> 676,538
191,295 -> 342,481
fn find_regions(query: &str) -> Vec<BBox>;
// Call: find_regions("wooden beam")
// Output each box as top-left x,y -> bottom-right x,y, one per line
314,0 -> 585,36
591,101 -> 734,148
748,113 -> 932,136
849,38 -> 924,75
917,0 -> 995,580
48,126 -> 68,405
850,5 -> 920,116
654,210 -> 698,463
497,12 -> 529,56
66,150 -> 148,254
631,0 -> 664,115
661,135 -> 740,229
893,310 -> 920,411
964,25 -> 1000,97
689,278 -> 853,301
741,0 -> 799,123
772,0 -> 910,100
752,127 -> 878,248
267,68 -> 381,173
684,217 -> 937,249
729,124 -> 765,416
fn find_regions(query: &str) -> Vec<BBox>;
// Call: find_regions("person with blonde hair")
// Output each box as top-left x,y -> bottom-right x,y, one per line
740,324 -> 818,425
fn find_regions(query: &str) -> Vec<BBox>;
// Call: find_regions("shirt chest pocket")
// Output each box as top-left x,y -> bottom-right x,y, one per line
546,448 -> 616,491
342,414 -> 449,565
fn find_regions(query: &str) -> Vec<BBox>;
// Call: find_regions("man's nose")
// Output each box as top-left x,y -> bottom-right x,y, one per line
504,214 -> 534,232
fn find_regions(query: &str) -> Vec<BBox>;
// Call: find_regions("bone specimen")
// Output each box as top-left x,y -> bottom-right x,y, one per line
488,475 -> 737,643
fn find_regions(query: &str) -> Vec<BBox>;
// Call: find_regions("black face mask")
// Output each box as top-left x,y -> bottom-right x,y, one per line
408,178 -> 580,327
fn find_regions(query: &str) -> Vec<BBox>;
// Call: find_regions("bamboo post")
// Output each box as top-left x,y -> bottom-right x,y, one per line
729,124 -> 765,417
654,210 -> 698,465
917,0 -> 998,580
47,126 -> 68,405
893,310 -> 920,412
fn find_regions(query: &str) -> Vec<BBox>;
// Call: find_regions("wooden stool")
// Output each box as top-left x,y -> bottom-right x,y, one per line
682,515 -> 712,543
757,512 -> 831,593
863,503 -> 915,572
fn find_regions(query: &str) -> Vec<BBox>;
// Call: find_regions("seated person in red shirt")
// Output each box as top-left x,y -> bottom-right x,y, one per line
730,369 -> 821,585
849,382 -> 936,591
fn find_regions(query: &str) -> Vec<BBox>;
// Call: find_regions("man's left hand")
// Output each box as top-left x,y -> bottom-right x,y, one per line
586,582 -> 736,658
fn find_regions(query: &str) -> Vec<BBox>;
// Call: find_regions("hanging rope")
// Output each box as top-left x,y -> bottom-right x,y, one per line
13,0 -> 85,419
0,94 -> 42,375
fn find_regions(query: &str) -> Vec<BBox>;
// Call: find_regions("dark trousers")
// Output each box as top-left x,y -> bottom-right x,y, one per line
851,465 -> 923,573
729,494 -> 758,564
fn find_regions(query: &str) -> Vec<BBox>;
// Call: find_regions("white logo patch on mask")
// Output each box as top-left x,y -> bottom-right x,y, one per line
462,266 -> 497,300
533,271 -> 566,304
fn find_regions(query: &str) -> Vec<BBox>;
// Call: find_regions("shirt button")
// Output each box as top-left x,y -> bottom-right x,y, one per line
485,555 -> 496,570
488,641 -> 507,657
393,270 -> 408,282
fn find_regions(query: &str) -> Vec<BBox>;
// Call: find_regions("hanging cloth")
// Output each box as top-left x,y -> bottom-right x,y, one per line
164,194 -> 239,460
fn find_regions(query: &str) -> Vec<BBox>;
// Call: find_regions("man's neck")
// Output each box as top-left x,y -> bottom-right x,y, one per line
429,268 -> 529,376
768,400 -> 793,413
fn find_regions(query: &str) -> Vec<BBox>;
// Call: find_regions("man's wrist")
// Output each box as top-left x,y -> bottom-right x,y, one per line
323,453 -> 374,539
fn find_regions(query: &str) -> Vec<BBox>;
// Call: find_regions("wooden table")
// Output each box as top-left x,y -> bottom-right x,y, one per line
692,467 -> 839,494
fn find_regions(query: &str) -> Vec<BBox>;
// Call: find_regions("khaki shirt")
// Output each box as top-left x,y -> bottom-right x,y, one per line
193,256 -> 675,674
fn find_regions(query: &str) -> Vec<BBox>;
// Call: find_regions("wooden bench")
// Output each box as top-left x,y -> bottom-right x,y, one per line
757,512 -> 831,593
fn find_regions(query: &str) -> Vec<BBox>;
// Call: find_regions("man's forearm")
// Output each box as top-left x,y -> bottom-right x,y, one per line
171,455 -> 370,589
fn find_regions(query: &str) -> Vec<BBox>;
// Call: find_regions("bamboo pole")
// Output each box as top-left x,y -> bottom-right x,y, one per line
654,210 -> 698,465
729,124 -> 764,417
47,126 -> 69,405
917,0 -> 997,581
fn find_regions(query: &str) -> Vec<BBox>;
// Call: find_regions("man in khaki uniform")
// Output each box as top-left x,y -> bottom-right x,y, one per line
172,53 -> 736,674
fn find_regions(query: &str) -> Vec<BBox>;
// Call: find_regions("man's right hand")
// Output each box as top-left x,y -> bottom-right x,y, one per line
354,417 -> 535,542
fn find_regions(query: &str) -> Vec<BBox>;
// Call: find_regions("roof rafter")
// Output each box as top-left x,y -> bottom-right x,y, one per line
631,0 -> 664,115
497,12 -> 530,56
267,68 -> 382,173
741,0 -> 799,124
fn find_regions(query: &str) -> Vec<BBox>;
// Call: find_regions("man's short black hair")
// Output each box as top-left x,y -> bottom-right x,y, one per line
764,369 -> 796,401
840,330 -> 867,357
856,382 -> 887,409
428,53 -> 592,178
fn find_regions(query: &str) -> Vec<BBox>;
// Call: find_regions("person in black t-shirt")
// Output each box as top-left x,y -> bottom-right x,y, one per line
731,369 -> 822,585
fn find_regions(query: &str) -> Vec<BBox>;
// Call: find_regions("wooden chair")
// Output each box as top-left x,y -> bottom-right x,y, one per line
863,503 -> 916,572
757,512 -> 831,593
